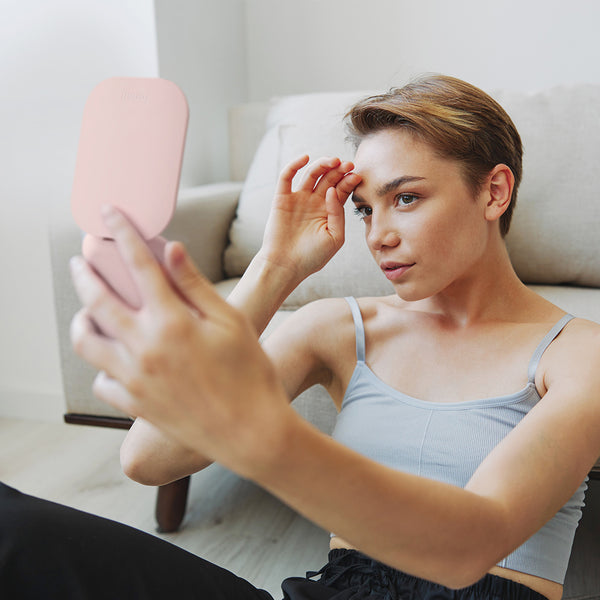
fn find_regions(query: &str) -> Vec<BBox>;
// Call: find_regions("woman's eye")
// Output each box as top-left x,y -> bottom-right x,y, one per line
353,206 -> 372,220
397,194 -> 419,206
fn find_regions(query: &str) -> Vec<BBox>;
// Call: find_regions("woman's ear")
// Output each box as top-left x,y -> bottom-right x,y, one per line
484,164 -> 514,223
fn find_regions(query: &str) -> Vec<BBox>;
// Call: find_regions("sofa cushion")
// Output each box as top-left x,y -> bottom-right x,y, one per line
498,85 -> 600,287
225,85 -> 600,306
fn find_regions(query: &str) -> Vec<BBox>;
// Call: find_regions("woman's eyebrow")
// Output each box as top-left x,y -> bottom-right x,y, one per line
376,175 -> 426,197
351,175 -> 427,205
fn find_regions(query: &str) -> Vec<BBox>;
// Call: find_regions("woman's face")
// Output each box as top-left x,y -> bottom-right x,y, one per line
352,128 -> 492,302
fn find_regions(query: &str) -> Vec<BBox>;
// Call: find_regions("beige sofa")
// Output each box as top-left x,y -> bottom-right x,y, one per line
50,84 -> 600,533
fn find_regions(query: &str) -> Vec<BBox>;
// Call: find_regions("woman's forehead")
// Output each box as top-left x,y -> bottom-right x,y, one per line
353,129 -> 458,180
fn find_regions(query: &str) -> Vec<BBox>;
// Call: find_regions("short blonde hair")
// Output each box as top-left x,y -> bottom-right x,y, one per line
346,75 -> 522,236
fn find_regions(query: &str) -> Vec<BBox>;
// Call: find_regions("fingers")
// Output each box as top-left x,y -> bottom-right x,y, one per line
70,255 -> 135,339
276,155 -> 359,196
163,241 -> 232,319
92,371 -> 138,417
325,187 -> 345,245
333,171 -> 362,203
312,161 -> 360,201
101,206 -> 171,306
297,157 -> 342,192
70,308 -> 130,379
275,155 -> 310,195
278,156 -> 360,200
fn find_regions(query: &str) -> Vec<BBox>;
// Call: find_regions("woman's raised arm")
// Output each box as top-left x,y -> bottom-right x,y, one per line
228,155 -> 361,334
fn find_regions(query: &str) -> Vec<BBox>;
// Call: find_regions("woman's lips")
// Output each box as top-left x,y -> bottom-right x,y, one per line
380,262 -> 415,281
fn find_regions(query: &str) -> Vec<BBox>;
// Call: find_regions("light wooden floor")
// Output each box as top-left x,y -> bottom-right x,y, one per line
1,417 -> 598,599
0,417 -> 329,598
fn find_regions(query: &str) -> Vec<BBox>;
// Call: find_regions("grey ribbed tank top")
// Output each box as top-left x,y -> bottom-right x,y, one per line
331,297 -> 587,584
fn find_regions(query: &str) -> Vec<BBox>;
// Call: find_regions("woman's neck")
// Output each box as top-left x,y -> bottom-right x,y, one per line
414,238 -> 532,327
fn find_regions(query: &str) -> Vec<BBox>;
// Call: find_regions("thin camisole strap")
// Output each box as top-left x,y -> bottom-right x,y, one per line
527,314 -> 575,383
344,297 -> 366,362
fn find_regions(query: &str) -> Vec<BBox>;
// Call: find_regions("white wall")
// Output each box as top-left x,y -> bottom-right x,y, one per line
0,0 -> 158,420
2,0 -> 599,422
245,0 -> 600,99
154,0 -> 247,185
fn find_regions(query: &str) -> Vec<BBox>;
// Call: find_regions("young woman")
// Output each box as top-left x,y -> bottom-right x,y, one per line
2,75 -> 599,600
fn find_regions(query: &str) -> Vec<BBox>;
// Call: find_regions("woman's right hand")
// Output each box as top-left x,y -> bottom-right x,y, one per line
257,155 -> 362,284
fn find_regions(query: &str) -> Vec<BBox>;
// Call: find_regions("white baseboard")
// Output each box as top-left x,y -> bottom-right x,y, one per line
0,385 -> 64,422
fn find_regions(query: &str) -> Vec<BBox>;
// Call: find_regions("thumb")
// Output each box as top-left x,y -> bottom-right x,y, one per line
164,241 -> 226,316
325,187 -> 346,247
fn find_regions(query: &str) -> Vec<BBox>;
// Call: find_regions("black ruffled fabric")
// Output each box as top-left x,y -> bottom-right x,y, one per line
281,549 -> 548,600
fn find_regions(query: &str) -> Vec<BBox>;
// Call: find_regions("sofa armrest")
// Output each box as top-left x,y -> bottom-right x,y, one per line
165,182 -> 242,283
49,181 -> 242,420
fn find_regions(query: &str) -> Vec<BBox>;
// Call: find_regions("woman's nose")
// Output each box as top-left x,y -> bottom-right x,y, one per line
366,214 -> 401,251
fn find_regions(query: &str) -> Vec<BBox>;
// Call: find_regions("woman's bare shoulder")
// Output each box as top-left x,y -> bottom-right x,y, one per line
268,294 -> 419,355
353,294 -> 418,329
264,297 -> 356,352
353,294 -> 411,313
541,315 -> 600,390
552,315 -> 600,347
263,297 -> 361,401
289,296 -> 355,326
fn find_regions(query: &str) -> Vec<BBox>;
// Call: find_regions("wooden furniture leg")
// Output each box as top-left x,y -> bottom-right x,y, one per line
65,414 -> 192,532
155,476 -> 191,533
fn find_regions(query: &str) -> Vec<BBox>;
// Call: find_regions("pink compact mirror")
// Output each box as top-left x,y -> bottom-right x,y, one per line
71,77 -> 189,307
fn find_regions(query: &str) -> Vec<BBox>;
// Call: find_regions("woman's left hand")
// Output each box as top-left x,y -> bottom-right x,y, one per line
257,155 -> 361,282
70,206 -> 292,475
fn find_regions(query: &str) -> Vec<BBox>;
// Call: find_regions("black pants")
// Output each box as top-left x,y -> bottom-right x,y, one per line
0,483 -> 547,599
